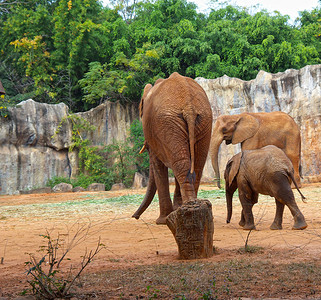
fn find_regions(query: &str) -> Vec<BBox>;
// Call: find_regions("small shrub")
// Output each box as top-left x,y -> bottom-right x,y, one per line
70,173 -> 95,189
47,176 -> 72,188
103,141 -> 136,188
238,245 -> 264,254
24,225 -> 104,298
73,172 -> 115,190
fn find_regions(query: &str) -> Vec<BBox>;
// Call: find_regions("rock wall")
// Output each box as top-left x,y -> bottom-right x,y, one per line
197,64 -> 321,183
0,100 -> 138,194
0,64 -> 320,194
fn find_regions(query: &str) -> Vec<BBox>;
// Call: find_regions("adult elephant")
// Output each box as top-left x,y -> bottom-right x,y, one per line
224,145 -> 307,230
210,111 -> 302,188
132,72 -> 213,224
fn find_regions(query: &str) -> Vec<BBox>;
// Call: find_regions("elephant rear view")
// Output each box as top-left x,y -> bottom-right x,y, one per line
132,72 -> 213,224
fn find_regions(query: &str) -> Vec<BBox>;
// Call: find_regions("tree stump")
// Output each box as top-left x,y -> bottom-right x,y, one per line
166,199 -> 214,260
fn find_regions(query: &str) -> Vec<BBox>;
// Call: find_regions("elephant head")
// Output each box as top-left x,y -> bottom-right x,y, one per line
210,113 -> 259,188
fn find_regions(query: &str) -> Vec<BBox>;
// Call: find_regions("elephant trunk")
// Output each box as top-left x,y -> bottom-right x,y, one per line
210,132 -> 224,189
226,189 -> 233,223
132,167 -> 157,219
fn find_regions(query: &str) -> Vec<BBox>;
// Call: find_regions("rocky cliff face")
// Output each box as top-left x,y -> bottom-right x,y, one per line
0,100 -> 138,194
0,64 -> 320,194
197,64 -> 321,183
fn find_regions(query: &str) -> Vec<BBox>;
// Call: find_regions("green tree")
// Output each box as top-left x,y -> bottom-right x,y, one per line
1,0 -> 321,111
51,0 -> 112,109
0,1 -> 54,102
79,43 -> 162,106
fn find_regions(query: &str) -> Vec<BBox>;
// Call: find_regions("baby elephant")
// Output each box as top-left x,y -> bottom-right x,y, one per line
224,145 -> 307,230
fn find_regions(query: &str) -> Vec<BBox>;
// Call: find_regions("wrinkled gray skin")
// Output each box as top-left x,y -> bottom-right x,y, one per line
224,145 -> 307,230
132,72 -> 213,224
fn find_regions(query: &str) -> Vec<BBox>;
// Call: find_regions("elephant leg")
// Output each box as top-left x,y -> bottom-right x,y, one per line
168,140 -> 196,202
270,199 -> 285,230
281,197 -> 307,230
239,210 -> 245,227
151,156 -> 173,225
172,159 -> 197,203
274,176 -> 307,230
239,192 -> 258,228
173,177 -> 182,210
286,199 -> 307,230
239,188 -> 256,230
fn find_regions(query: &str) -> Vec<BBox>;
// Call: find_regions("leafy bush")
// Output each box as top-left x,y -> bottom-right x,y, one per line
48,116 -> 149,190
75,119 -> 148,189
103,142 -> 136,188
73,172 -> 116,191
47,176 -> 72,188
71,173 -> 98,189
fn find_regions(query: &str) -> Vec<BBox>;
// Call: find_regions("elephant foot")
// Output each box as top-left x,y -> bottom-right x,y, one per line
239,220 -> 245,227
156,216 -> 168,225
173,203 -> 182,210
270,222 -> 282,230
243,224 -> 256,230
292,220 -> 308,230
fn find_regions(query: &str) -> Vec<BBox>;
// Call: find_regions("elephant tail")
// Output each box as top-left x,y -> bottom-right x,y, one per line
183,108 -> 197,182
289,171 -> 307,203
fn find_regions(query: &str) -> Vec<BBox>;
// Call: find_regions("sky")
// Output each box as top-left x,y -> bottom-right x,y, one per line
192,0 -> 320,22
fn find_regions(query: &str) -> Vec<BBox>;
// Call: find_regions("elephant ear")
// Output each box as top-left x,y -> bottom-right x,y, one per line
232,114 -> 260,144
227,152 -> 242,186
154,78 -> 164,85
139,84 -> 152,118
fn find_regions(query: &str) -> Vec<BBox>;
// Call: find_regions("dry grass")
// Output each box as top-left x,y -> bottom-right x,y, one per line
80,249 -> 321,299
1,183 -> 321,299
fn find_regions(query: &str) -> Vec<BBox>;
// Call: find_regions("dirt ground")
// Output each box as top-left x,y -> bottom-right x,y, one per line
1,183 -> 321,299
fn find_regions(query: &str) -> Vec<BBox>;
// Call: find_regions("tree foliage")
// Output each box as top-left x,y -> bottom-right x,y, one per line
0,0 -> 321,111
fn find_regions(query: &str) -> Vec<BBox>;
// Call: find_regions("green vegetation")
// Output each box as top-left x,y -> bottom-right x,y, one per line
24,227 -> 104,298
2,0 -> 321,189
49,117 -> 149,190
1,0 -> 321,111
198,188 -> 226,198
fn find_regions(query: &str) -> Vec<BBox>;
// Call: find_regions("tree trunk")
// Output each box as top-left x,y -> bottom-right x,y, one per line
166,199 -> 214,259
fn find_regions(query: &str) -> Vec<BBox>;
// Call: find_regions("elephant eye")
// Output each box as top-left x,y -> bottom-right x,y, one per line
222,127 -> 227,133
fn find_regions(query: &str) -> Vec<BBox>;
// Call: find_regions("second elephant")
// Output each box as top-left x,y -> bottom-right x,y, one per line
224,145 -> 307,230
211,111 -> 302,188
